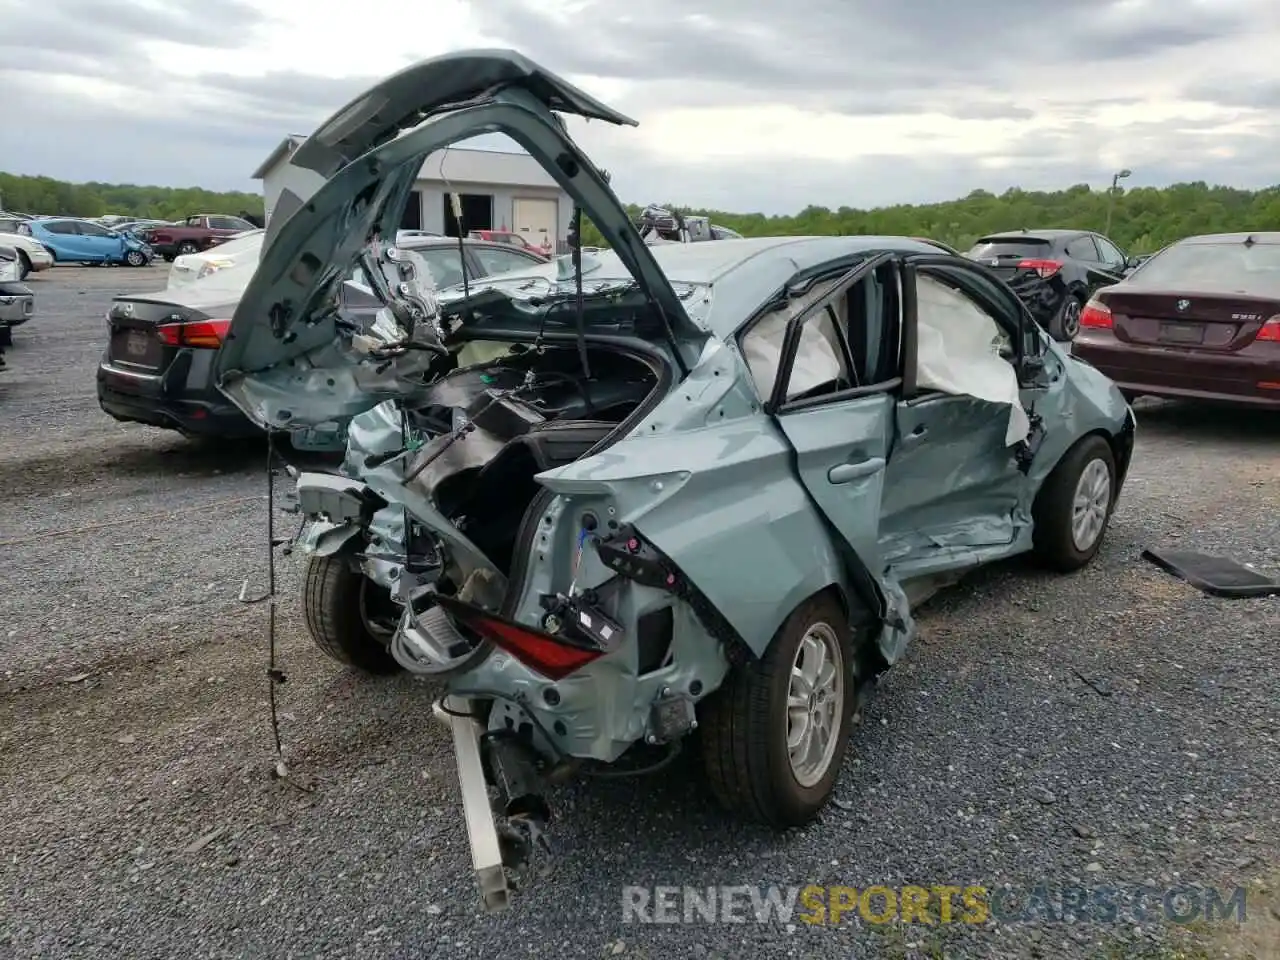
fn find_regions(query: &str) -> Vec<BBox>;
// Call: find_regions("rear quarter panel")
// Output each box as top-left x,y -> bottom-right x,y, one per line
533,342 -> 854,657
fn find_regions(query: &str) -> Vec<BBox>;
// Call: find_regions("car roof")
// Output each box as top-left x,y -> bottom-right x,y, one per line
1177,231 -> 1280,245
455,235 -> 941,338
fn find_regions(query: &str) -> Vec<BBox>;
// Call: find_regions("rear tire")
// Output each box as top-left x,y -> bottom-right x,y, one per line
17,251 -> 31,280
301,554 -> 402,674
700,593 -> 860,827
0,327 -> 11,347
1048,295 -> 1084,342
1031,434 -> 1117,572
177,241 -> 198,256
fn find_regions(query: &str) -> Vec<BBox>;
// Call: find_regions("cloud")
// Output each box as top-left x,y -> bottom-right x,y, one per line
0,0 -> 1276,212
0,0 -> 263,58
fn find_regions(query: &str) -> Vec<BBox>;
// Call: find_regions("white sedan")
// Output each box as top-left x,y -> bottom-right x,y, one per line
167,229 -> 264,289
0,231 -> 54,279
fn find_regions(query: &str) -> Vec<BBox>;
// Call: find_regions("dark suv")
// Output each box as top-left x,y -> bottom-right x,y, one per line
966,229 -> 1138,341
96,236 -> 549,442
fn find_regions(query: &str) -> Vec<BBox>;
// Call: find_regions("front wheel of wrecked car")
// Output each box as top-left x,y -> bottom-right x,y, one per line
301,554 -> 402,675
1030,434 -> 1117,573
700,594 -> 858,828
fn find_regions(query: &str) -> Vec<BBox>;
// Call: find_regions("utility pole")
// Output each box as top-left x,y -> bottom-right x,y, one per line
1104,168 -> 1131,235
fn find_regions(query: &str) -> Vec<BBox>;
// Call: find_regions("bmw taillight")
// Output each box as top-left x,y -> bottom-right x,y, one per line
1080,299 -> 1114,330
1256,317 -> 1280,342
434,596 -> 607,680
1017,258 -> 1064,278
155,318 -> 231,348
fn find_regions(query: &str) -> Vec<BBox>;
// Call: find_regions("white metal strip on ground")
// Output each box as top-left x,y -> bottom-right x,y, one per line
435,696 -> 509,912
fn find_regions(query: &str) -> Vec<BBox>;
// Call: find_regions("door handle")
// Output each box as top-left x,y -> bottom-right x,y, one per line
828,458 -> 885,484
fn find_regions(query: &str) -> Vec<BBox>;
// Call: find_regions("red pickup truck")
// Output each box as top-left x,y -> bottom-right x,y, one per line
142,214 -> 258,260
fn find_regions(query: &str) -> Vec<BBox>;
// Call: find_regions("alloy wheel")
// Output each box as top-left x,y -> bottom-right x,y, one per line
1071,457 -> 1112,551
785,621 -> 845,788
1061,299 -> 1082,339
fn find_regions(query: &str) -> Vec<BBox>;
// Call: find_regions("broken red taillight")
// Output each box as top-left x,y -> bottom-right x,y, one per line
433,596 -> 606,681
1017,258 -> 1064,279
155,318 -> 231,349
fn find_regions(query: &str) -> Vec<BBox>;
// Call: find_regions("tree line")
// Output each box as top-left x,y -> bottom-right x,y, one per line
4,170 -> 1277,255
0,172 -> 264,222
586,181 -> 1280,254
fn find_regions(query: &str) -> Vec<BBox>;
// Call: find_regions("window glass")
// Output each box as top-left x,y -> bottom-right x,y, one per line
472,245 -> 541,277
967,238 -> 1051,261
79,222 -> 114,237
1130,241 -> 1280,295
1065,236 -> 1100,260
1094,236 -> 1126,266
43,221 -> 77,235
413,246 -> 467,288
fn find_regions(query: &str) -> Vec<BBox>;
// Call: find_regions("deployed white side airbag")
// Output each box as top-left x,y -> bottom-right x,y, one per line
915,275 -> 1030,445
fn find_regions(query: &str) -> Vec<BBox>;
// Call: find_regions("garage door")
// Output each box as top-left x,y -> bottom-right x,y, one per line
512,198 -> 558,253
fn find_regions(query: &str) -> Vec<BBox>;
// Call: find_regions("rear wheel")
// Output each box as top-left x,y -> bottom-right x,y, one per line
1048,295 -> 1084,342
17,251 -> 31,280
1031,434 -> 1117,571
177,241 -> 198,256
0,327 -> 11,347
700,594 -> 861,827
301,554 -> 402,674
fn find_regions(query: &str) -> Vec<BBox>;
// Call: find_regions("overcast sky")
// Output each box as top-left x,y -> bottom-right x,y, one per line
1,0 -> 1277,213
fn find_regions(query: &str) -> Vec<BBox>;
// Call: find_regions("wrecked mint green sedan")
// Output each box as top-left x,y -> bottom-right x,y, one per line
211,51 -> 1136,910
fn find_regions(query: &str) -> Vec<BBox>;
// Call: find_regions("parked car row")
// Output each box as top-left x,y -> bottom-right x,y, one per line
0,242 -> 34,348
96,233 -> 550,438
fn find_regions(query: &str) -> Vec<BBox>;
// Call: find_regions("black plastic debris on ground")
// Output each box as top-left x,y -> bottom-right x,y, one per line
1141,547 -> 1280,599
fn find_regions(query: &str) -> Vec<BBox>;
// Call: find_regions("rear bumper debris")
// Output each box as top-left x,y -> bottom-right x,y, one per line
433,696 -> 510,912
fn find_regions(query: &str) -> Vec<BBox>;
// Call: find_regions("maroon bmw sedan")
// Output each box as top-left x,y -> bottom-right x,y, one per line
1073,232 -> 1280,408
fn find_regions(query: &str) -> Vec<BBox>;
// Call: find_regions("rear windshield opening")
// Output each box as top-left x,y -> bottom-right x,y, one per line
1133,242 -> 1280,295
968,239 -> 1051,260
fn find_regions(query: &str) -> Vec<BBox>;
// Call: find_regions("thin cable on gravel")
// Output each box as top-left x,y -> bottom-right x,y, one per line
1,267 -> 1277,960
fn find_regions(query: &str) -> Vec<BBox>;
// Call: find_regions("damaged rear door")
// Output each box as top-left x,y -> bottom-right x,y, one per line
877,259 -> 1036,571
744,254 -> 905,589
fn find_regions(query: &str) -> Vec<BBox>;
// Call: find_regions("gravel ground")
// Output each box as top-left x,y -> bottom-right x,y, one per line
1,266 -> 1278,960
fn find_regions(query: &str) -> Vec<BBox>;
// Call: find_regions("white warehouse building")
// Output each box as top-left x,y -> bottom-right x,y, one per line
251,136 -> 574,253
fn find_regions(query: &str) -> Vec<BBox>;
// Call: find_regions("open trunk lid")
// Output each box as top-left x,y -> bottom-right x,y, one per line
214,50 -> 707,432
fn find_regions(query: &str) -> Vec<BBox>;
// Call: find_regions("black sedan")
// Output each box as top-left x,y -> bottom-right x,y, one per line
96,236 -> 549,442
965,229 -> 1142,342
